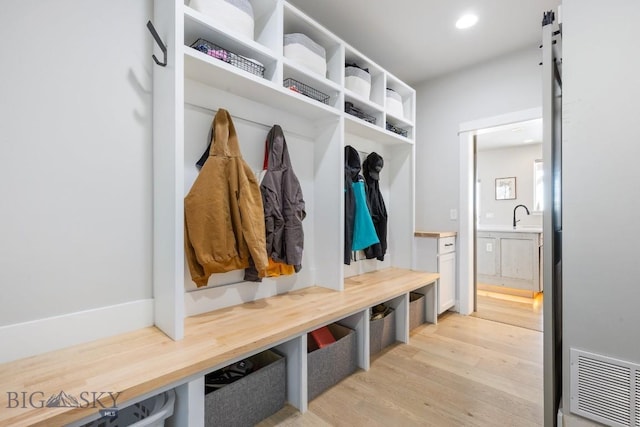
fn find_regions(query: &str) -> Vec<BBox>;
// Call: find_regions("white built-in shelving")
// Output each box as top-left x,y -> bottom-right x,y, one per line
151,0 -> 417,422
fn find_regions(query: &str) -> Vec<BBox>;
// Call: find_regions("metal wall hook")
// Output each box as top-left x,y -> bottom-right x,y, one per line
147,20 -> 167,67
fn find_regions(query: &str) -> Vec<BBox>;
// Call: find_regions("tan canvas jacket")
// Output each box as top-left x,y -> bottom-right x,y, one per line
184,109 -> 268,287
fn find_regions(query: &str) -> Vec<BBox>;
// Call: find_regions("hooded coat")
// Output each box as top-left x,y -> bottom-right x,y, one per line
344,146 -> 359,264
245,125 -> 306,281
184,109 -> 268,287
363,152 -> 388,261
344,145 -> 379,264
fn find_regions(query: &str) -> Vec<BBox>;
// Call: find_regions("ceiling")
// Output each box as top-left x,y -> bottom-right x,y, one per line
286,0 -> 561,85
476,118 -> 542,151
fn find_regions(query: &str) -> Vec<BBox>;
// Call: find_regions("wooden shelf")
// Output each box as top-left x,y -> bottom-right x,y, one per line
414,231 -> 458,238
0,268 -> 438,427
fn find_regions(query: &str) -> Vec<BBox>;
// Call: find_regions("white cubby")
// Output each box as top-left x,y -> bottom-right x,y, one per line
385,73 -> 416,126
282,57 -> 342,110
184,6 -> 280,83
152,0 -> 416,376
344,45 -> 385,107
282,2 -> 343,85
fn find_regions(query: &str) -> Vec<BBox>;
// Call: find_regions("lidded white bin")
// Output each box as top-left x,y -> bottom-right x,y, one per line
189,0 -> 255,40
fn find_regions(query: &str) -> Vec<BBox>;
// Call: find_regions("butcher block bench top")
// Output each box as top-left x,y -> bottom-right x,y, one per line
0,267 -> 438,426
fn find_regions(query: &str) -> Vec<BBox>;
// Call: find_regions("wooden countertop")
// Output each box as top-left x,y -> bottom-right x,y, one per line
0,268 -> 438,427
414,231 -> 457,238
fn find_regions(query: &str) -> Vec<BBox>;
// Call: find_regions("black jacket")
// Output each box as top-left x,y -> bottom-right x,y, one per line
344,146 -> 361,264
362,152 -> 388,261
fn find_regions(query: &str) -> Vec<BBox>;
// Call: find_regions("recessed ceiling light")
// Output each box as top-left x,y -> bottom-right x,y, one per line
524,139 -> 535,143
456,14 -> 478,29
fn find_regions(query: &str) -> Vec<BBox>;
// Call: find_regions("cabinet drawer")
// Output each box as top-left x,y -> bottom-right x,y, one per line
439,236 -> 456,254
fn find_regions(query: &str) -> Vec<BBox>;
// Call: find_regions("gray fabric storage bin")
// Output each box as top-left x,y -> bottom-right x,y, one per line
370,307 -> 396,356
205,350 -> 285,427
409,292 -> 426,330
308,323 -> 357,401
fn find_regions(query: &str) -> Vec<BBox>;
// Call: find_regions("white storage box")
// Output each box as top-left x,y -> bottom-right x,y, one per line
189,0 -> 254,41
284,33 -> 327,77
386,88 -> 404,118
345,65 -> 371,99
80,389 -> 175,427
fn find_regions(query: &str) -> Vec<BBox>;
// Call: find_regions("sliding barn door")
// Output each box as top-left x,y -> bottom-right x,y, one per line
542,9 -> 563,427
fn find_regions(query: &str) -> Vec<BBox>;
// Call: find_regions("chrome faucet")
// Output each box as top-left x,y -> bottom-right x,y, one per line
513,204 -> 530,229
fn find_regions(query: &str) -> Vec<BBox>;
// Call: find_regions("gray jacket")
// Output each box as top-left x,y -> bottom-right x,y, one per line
245,125 -> 306,281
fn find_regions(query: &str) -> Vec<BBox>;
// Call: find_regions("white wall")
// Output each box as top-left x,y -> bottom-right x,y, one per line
415,47 -> 542,232
0,1 -> 153,327
477,144 -> 542,227
562,0 -> 640,420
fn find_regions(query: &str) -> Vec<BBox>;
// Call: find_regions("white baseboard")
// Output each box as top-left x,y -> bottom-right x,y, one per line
0,299 -> 154,363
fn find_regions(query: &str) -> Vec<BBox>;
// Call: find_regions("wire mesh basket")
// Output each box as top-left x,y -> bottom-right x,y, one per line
283,78 -> 330,104
386,122 -> 408,137
190,38 -> 265,78
345,102 -> 376,124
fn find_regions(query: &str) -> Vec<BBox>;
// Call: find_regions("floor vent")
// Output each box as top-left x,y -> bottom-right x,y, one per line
571,349 -> 637,427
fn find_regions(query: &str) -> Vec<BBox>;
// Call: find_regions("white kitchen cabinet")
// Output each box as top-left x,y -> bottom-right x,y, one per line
414,233 -> 457,314
476,230 -> 542,292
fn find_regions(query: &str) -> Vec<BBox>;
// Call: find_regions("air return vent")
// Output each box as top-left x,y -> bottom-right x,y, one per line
571,349 -> 637,427
636,370 -> 640,427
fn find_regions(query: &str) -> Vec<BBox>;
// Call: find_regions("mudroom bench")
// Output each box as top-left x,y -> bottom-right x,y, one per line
0,268 -> 438,427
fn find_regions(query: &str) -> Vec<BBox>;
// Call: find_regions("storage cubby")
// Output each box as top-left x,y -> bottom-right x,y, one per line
344,97 -> 384,129
385,74 -> 416,126
283,3 -> 343,85
282,69 -> 342,110
181,81 -> 343,315
344,45 -> 385,107
248,0 -> 282,51
184,5 -> 280,83
183,0 -> 281,51
343,131 -> 414,280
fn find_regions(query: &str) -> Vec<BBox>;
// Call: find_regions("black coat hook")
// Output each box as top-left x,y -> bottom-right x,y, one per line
147,20 -> 167,67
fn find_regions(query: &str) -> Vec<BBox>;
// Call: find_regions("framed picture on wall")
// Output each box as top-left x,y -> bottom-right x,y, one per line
495,177 -> 516,200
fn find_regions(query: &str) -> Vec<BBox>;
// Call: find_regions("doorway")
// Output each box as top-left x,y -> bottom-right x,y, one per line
472,118 -> 543,331
456,108 -> 543,329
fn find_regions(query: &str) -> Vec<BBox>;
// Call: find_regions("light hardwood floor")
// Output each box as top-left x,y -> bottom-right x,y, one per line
259,312 -> 543,426
472,289 -> 543,332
